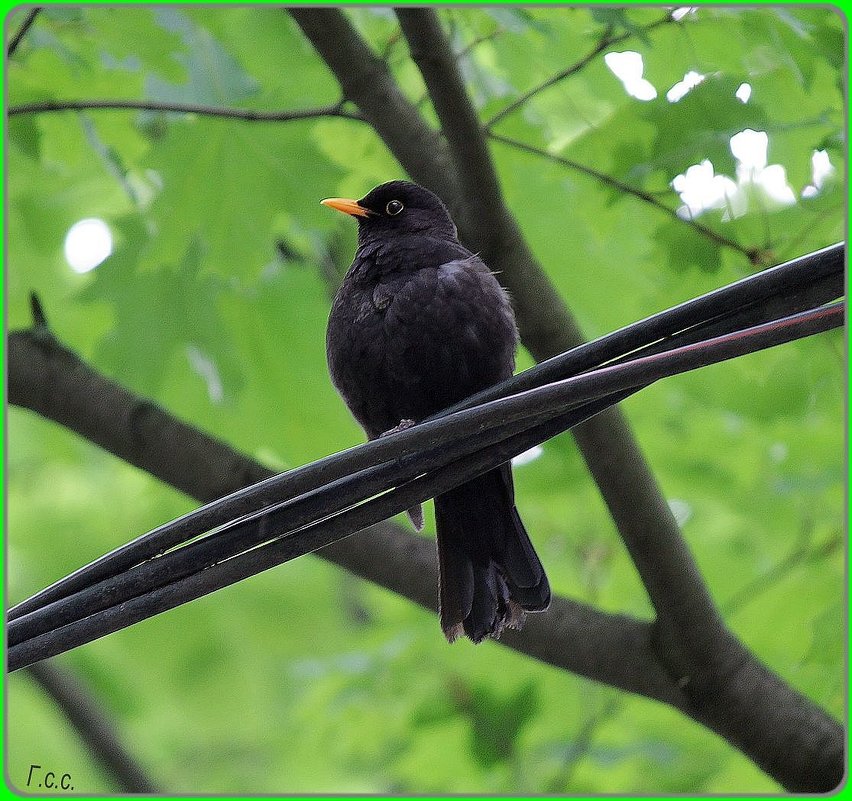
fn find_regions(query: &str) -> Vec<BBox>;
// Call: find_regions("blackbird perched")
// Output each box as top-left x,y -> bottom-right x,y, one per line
323,180 -> 550,643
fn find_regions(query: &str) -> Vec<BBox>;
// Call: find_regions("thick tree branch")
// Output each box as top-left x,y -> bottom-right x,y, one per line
8,98 -> 361,123
672,630 -> 843,792
390,5 -> 734,674
289,9 -> 459,205
24,663 -> 157,793
397,9 -> 504,221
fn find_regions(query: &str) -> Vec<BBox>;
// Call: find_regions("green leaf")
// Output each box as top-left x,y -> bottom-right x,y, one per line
85,7 -> 187,82
145,8 -> 259,104
78,222 -> 245,396
655,219 -> 724,273
590,8 -> 652,45
7,114 -> 41,160
638,75 -> 769,179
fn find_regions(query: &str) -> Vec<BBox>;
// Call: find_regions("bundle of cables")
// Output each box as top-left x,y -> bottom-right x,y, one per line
7,243 -> 844,671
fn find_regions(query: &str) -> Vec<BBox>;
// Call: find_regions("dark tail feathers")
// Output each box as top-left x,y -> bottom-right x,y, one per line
434,465 -> 550,643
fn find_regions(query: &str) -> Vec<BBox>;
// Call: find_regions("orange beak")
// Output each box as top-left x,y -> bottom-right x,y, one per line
320,197 -> 372,218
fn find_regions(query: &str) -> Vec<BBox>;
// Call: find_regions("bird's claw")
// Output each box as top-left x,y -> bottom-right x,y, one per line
380,420 -> 422,530
380,418 -> 416,437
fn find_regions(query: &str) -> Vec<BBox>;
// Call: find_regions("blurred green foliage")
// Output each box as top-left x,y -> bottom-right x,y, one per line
5,6 -> 844,794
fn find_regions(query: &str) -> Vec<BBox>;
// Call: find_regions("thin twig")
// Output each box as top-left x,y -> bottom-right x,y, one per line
724,529 -> 842,616
7,6 -> 39,57
455,27 -> 503,62
8,98 -> 363,123
485,13 -> 675,130
778,202 -> 845,264
29,291 -> 48,329
547,699 -> 621,791
488,131 -> 760,262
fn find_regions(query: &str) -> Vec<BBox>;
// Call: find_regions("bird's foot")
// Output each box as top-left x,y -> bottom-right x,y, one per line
380,418 -> 416,437
380,420 -> 422,529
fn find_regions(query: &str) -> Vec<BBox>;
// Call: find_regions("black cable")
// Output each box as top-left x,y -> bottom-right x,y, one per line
8,302 -> 843,670
8,243 -> 844,623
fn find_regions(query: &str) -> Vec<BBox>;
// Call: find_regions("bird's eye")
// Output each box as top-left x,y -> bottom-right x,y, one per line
386,200 -> 404,216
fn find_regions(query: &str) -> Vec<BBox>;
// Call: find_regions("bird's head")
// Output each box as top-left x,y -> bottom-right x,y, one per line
321,180 -> 457,242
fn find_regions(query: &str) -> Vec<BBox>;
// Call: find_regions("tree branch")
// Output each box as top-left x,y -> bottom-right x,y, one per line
723,528 -> 842,616
24,663 -> 157,793
488,131 -> 761,263
390,2 -> 739,695
397,9 -> 504,220
484,12 -> 675,130
288,9 -> 459,204
7,6 -> 39,57
8,98 -> 362,123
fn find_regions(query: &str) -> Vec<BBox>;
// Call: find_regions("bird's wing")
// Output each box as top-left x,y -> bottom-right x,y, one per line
380,256 -> 518,418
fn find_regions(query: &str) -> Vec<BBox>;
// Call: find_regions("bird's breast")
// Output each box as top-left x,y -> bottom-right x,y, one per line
328,247 -> 517,433
370,282 -> 395,312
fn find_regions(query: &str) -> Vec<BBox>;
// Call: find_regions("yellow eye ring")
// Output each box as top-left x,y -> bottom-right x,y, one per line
386,200 -> 404,216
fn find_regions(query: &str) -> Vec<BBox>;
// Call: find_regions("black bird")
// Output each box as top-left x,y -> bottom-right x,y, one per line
323,180 -> 550,643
